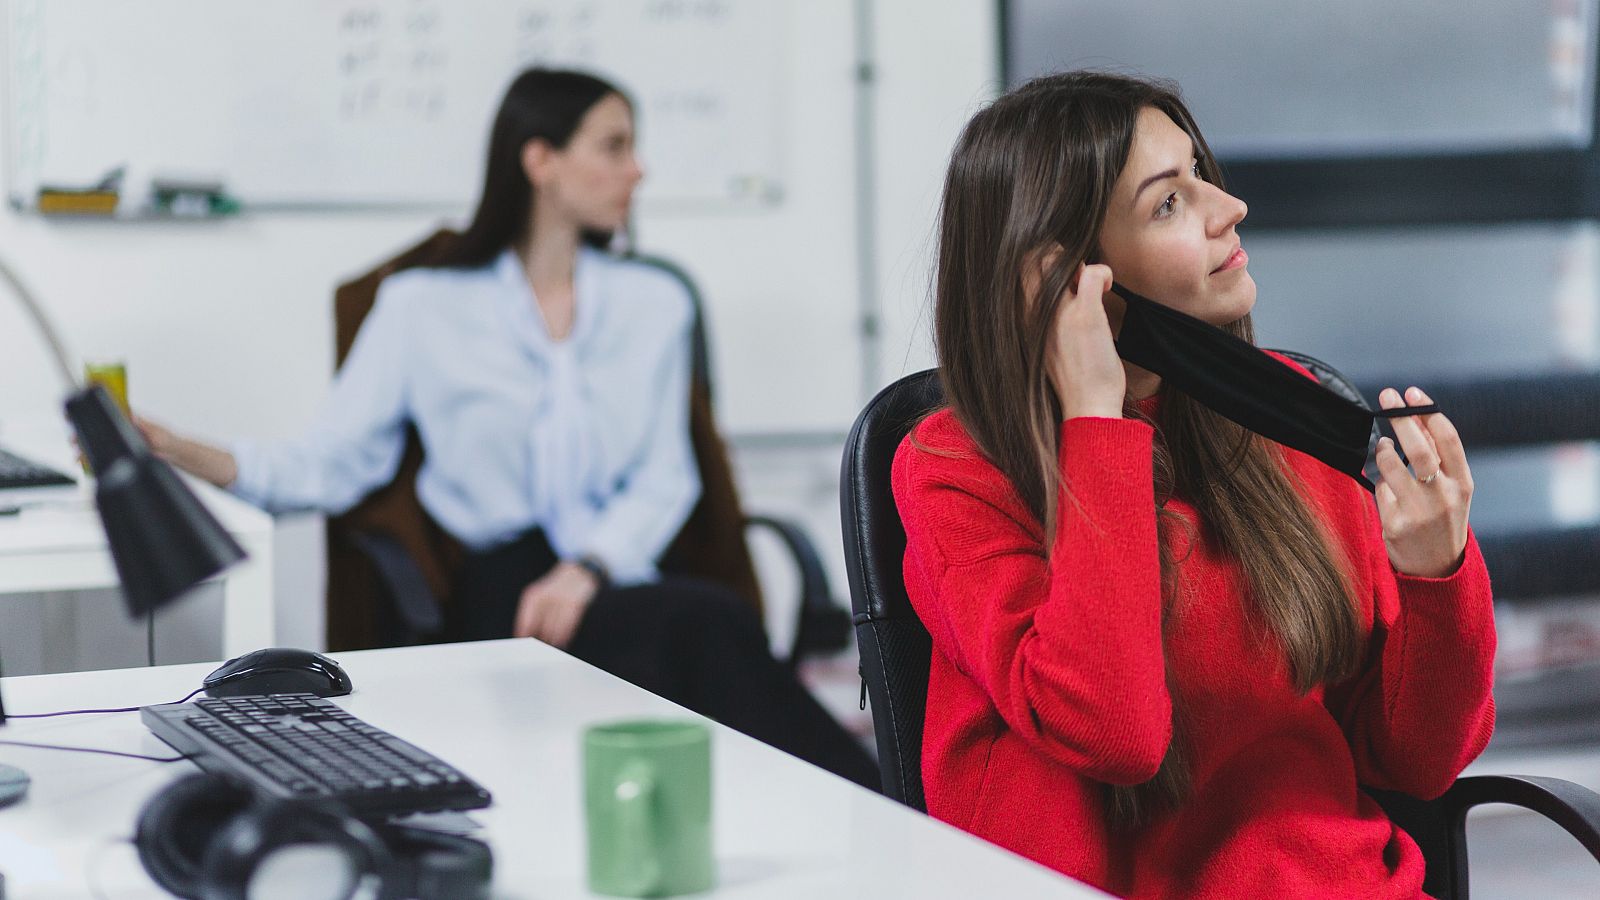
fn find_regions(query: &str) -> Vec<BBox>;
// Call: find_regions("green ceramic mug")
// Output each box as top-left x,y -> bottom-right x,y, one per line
583,719 -> 715,897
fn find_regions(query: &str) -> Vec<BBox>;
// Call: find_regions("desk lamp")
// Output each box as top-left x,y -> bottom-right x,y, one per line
0,253 -> 246,805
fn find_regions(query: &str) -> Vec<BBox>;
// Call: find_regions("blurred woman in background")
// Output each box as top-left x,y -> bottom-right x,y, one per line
141,68 -> 878,789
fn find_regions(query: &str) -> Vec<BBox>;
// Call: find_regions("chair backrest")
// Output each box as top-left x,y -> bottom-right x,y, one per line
324,231 -> 761,650
840,369 -> 943,811
839,353 -> 1371,813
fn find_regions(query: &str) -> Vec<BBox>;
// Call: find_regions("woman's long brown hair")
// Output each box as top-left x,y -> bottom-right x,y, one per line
932,71 -> 1363,829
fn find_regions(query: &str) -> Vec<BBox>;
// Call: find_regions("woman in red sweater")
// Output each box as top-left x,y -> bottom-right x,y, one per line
893,71 -> 1494,898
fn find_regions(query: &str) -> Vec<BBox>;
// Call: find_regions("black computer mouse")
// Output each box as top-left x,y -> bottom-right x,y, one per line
202,647 -> 354,698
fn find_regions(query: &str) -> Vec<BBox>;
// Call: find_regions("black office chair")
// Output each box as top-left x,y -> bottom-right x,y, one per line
841,362 -> 1600,900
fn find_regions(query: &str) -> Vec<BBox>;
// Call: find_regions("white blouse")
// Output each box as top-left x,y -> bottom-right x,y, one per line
229,246 -> 700,586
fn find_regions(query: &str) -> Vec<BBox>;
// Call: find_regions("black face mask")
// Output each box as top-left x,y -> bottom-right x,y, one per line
1109,282 -> 1434,491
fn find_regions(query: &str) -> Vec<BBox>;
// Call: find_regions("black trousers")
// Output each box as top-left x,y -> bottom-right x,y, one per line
452,528 -> 880,790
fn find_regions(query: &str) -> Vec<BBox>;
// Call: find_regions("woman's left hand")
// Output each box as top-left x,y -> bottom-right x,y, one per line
513,561 -> 601,648
1373,386 -> 1474,578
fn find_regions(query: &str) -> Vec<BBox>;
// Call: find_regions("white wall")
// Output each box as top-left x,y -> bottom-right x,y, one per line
0,1 -> 997,661
873,0 -> 1000,385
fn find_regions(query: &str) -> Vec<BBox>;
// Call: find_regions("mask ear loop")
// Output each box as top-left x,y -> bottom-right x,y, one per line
1362,405 -> 1443,492
1375,406 -> 1441,418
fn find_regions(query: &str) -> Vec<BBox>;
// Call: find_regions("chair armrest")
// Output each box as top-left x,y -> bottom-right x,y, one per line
1444,774 -> 1600,860
1371,774 -> 1600,899
744,514 -> 851,663
343,529 -> 446,638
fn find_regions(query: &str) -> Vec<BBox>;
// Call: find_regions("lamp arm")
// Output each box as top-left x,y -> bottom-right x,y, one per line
0,252 -> 79,391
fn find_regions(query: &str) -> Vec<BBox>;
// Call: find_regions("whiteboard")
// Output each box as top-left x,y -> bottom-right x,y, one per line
3,0 -> 785,210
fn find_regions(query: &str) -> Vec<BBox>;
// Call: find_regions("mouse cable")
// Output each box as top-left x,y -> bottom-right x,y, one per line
0,740 -> 189,763
7,687 -> 205,719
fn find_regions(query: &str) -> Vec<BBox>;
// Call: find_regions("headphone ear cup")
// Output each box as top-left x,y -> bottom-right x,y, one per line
200,798 -> 394,900
375,825 -> 494,900
134,773 -> 257,900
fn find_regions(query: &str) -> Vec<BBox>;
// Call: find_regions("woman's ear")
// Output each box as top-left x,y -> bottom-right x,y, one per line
520,139 -> 556,188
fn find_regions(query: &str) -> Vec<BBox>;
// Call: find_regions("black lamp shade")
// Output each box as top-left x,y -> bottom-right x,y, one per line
65,385 -> 247,616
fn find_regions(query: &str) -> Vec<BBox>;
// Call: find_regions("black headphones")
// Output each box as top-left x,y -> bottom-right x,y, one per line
134,773 -> 492,900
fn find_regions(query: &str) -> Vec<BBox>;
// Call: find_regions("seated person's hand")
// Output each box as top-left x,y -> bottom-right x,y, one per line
132,414 -> 177,459
513,561 -> 601,648
71,414 -> 177,471
124,414 -> 238,489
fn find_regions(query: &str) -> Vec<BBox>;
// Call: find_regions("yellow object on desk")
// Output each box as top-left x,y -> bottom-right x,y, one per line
82,360 -> 129,473
36,189 -> 119,215
83,360 -> 129,415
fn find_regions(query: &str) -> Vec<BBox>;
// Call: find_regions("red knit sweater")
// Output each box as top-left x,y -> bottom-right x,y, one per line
892,393 -> 1496,898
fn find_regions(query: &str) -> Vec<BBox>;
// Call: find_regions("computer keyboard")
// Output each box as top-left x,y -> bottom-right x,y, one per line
141,694 -> 492,818
0,446 -> 74,490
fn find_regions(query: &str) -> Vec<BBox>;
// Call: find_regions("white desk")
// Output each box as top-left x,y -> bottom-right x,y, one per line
0,419 -> 275,659
0,639 -> 1100,898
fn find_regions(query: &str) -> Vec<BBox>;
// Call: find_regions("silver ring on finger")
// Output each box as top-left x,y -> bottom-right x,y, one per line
1418,469 -> 1440,485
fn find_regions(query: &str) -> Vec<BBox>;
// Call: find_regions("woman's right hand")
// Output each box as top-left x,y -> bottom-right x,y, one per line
133,415 -> 177,459
513,562 -> 600,649
1046,263 -> 1126,419
132,414 -> 238,489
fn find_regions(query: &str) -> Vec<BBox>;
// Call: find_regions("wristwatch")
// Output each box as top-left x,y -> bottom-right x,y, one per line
574,555 -> 611,591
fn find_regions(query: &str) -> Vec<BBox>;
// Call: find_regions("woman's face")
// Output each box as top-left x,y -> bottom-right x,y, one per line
529,93 -> 644,232
1097,107 -> 1254,327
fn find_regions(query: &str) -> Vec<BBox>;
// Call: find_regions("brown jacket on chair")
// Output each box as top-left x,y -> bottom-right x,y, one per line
324,229 -> 762,651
